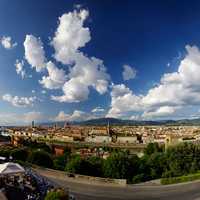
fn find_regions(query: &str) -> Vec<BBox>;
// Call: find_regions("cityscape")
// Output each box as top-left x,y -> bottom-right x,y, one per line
1,0 -> 200,200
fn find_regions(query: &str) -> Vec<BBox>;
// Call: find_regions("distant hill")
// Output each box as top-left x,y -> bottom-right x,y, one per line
39,117 -> 181,127
77,118 -> 168,126
37,117 -> 200,127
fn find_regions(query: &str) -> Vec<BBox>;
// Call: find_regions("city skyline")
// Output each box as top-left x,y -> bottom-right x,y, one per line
1,0 -> 200,125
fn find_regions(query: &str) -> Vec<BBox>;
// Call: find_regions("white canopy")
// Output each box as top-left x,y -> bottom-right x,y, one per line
0,162 -> 25,175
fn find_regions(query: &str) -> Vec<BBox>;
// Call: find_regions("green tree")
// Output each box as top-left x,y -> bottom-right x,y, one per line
103,152 -> 139,182
87,156 -> 104,177
147,152 -> 167,179
23,140 -> 52,153
0,147 -> 13,158
163,143 -> 200,177
65,155 -> 93,176
28,149 -> 53,168
136,155 -> 151,182
144,143 -> 163,155
54,154 -> 68,171
11,148 -> 29,162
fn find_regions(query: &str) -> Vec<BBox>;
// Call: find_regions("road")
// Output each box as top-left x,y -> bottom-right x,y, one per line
34,168 -> 200,200
47,177 -> 200,200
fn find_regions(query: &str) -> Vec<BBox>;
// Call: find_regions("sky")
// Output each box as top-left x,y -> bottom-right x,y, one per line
1,0 -> 200,124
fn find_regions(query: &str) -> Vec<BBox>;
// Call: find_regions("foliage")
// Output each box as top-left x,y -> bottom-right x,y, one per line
103,152 -> 139,182
5,141 -> 200,185
28,149 -> 53,168
22,140 -> 52,153
146,152 -> 167,179
132,173 -> 147,183
87,156 -> 104,177
161,172 -> 200,185
53,154 -> 68,171
0,147 -> 13,157
11,148 -> 29,161
44,189 -> 68,200
144,142 -> 163,155
163,143 -> 200,177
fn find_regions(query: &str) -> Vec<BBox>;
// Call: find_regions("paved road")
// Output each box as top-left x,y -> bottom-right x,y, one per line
34,168 -> 200,200
44,176 -> 200,200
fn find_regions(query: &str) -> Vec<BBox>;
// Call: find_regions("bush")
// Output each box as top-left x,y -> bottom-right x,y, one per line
132,174 -> 146,183
45,189 -> 68,200
161,172 -> 200,185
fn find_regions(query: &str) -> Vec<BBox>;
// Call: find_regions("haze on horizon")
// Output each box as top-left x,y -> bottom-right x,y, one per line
0,0 -> 200,125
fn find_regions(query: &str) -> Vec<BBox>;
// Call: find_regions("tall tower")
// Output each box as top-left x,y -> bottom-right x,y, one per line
64,121 -> 70,128
54,123 -> 57,130
107,120 -> 110,136
31,121 -> 35,128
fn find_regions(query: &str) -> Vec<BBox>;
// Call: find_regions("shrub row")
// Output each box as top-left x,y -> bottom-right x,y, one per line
161,172 -> 200,185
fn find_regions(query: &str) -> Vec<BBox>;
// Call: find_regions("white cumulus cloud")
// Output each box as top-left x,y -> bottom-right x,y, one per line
106,84 -> 142,118
1,36 -> 17,49
122,64 -> 137,81
2,94 -> 37,107
0,111 -> 44,126
39,61 -> 67,89
15,60 -> 26,79
51,9 -> 110,103
51,9 -> 90,64
107,45 -> 200,120
92,107 -> 105,113
54,110 -> 93,122
24,35 -> 46,72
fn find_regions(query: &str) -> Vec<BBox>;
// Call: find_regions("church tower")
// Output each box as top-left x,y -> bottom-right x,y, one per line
107,120 -> 110,136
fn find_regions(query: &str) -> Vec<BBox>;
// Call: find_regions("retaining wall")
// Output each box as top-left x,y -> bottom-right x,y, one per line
33,166 -> 127,186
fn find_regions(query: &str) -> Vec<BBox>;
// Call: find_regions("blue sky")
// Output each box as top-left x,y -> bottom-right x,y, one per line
1,0 -> 200,124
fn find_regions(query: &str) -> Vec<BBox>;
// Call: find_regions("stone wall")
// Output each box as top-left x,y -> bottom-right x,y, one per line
33,166 -> 127,186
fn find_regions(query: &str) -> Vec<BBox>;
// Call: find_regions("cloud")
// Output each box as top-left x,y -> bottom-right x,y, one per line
167,62 -> 170,67
0,111 -> 44,126
91,107 -> 105,113
51,9 -> 90,64
19,9 -> 109,103
107,45 -> 200,119
39,61 -> 67,89
15,60 -> 26,79
23,111 -> 44,122
142,106 -> 176,119
106,84 -> 142,118
2,94 -> 37,107
74,4 -> 83,9
41,90 -> 46,94
24,35 -> 46,72
51,9 -> 110,103
122,64 -> 137,81
52,55 -> 109,102
51,77 -> 89,102
54,110 -> 93,122
1,36 -> 17,49
142,45 -> 200,109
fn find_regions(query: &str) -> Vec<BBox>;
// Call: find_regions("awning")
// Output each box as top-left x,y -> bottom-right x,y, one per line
0,162 -> 25,175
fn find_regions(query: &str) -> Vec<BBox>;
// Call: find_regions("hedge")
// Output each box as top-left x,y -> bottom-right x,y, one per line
161,172 -> 200,185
